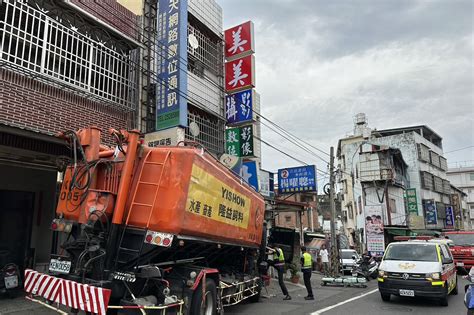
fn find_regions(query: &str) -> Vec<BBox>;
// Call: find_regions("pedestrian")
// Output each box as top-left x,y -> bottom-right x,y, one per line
319,244 -> 329,276
301,246 -> 314,300
267,244 -> 291,300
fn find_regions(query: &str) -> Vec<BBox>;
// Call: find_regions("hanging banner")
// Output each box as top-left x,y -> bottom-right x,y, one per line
406,188 -> 418,214
365,205 -> 385,257
156,0 -> 188,130
424,200 -> 438,225
225,89 -> 254,125
445,206 -> 454,229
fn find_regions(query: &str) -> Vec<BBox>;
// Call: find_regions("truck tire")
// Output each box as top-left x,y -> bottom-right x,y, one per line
191,278 -> 217,315
380,293 -> 390,302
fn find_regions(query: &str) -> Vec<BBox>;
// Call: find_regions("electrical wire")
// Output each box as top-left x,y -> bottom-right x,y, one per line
90,1 -> 332,162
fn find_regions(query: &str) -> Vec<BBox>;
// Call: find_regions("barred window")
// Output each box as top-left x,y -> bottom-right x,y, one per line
0,0 -> 138,110
185,105 -> 225,156
420,171 -> 433,190
430,151 -> 440,168
443,180 -> 451,194
439,156 -> 448,171
433,176 -> 443,193
417,143 -> 430,162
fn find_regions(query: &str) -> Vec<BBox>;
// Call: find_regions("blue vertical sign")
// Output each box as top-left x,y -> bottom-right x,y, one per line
277,165 -> 317,194
445,206 -> 454,229
156,0 -> 188,130
226,89 -> 253,125
241,160 -> 259,191
424,200 -> 438,225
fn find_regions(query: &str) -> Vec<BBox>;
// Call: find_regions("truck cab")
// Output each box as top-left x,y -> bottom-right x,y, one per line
443,231 -> 474,272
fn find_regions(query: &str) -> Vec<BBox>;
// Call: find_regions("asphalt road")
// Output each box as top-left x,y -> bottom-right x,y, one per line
1,274 -> 469,315
313,275 -> 468,315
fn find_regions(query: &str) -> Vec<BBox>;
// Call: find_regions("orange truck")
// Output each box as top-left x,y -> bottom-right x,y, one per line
24,127 -> 266,315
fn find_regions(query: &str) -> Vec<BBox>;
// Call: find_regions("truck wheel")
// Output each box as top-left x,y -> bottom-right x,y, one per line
380,293 -> 390,302
191,278 -> 217,315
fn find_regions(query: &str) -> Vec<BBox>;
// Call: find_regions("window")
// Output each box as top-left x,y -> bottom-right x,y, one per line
420,172 -> 434,190
433,176 -> 443,193
439,157 -> 448,171
348,205 -> 354,219
430,151 -> 440,168
470,173 -> 474,181
384,244 -> 438,262
389,198 -> 397,213
417,143 -> 430,162
0,0 -> 138,110
285,215 -> 292,223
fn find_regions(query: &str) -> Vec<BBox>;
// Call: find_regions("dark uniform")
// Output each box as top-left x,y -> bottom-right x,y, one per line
301,247 -> 314,300
272,247 -> 291,300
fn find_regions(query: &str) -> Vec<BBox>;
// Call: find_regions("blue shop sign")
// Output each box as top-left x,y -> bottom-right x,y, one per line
278,165 -> 317,194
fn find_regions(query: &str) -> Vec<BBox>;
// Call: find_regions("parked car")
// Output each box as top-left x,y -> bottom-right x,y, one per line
340,249 -> 360,274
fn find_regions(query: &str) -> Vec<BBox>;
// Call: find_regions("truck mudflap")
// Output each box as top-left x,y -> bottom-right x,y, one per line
24,269 -> 111,315
24,269 -> 185,315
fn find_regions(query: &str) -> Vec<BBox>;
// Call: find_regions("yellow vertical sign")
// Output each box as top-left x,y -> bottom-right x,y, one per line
185,165 -> 250,229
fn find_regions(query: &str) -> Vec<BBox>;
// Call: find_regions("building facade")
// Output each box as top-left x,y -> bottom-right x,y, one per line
447,166 -> 474,229
337,114 -> 459,252
142,0 -> 227,157
0,0 -> 140,270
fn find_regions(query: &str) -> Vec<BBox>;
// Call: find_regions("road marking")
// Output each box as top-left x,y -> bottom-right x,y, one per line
310,288 -> 378,315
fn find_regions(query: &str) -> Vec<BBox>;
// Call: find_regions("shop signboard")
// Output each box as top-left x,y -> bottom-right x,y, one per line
156,0 -> 188,130
277,165 -> 317,194
225,55 -> 255,93
225,89 -> 254,125
406,188 -> 418,214
424,200 -> 438,225
224,21 -> 254,60
365,205 -> 385,256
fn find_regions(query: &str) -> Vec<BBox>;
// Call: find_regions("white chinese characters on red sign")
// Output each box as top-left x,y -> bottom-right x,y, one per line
224,21 -> 254,60
225,55 -> 255,93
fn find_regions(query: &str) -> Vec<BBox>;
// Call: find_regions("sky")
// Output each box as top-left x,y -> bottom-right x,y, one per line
218,0 -> 473,188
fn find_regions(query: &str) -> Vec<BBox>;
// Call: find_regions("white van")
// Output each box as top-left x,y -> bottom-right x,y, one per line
377,241 -> 457,306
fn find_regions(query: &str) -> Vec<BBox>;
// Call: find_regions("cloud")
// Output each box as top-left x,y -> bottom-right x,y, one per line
219,0 -> 474,174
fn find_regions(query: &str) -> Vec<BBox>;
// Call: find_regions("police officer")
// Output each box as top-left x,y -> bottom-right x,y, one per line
267,244 -> 291,300
301,246 -> 314,300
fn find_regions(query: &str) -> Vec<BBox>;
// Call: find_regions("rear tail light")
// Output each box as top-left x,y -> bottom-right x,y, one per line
145,234 -> 153,243
144,231 -> 174,247
51,219 -> 72,232
162,238 -> 171,246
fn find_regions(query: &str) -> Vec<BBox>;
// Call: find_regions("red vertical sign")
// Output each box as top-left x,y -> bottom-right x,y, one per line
224,21 -> 254,60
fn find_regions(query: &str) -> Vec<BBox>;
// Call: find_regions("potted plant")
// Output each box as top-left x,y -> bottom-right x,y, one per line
288,263 -> 300,284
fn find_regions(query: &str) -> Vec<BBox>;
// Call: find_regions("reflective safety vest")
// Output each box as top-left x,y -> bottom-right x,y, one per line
274,248 -> 285,265
302,252 -> 312,269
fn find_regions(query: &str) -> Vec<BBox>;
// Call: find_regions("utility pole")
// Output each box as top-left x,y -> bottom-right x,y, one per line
329,146 -> 340,277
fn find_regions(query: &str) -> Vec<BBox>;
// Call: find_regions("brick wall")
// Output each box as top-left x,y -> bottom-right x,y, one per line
0,69 -> 133,145
70,0 -> 139,40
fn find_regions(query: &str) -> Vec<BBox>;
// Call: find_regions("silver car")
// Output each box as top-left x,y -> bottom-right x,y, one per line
340,249 -> 360,274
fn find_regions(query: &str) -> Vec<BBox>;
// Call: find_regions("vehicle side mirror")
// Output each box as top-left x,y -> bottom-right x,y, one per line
352,255 -> 357,260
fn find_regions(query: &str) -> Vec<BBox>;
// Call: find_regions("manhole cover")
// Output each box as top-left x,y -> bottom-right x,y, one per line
380,306 -> 413,312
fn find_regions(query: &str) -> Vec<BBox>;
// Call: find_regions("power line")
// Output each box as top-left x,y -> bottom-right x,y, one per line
444,145 -> 474,154
93,2 -> 333,162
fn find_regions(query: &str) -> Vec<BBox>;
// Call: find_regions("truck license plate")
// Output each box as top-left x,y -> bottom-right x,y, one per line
399,289 -> 414,297
49,259 -> 71,274
457,262 -> 464,267
5,275 -> 18,289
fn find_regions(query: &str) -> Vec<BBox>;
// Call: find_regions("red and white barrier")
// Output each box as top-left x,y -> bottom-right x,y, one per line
24,269 -> 111,315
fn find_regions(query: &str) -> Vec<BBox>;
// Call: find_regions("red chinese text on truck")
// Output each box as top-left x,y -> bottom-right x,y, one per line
23,127 -> 267,315
443,231 -> 474,272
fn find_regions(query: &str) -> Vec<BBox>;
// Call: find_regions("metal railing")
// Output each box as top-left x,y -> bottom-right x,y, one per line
0,0 -> 138,111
